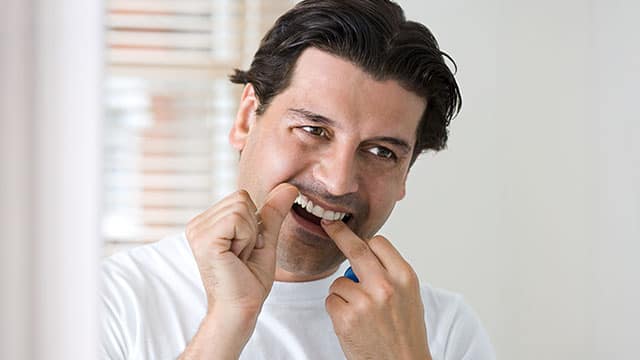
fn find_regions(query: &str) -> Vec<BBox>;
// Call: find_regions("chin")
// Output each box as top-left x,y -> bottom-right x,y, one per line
275,222 -> 345,277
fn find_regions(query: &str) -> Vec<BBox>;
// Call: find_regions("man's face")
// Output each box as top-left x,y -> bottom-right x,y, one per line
229,48 -> 426,280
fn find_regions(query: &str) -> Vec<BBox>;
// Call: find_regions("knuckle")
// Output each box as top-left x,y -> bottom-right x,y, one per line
373,281 -> 395,304
397,265 -> 419,287
325,294 -> 335,309
334,225 -> 350,238
347,242 -> 369,260
369,234 -> 393,254
227,211 -> 242,222
185,225 -> 203,246
232,200 -> 253,217
236,190 -> 255,207
371,234 -> 389,244
236,189 -> 251,199
261,201 -> 287,220
354,296 -> 372,314
325,293 -> 339,313
228,211 -> 250,227
185,213 -> 205,238
185,225 -> 194,242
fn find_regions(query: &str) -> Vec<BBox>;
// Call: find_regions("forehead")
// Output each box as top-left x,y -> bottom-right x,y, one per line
276,48 -> 426,142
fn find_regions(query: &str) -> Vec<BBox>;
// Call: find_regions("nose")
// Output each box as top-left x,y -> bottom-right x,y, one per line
312,145 -> 360,196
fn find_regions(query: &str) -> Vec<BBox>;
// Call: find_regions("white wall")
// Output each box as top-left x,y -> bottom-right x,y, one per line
2,1 -> 637,359
0,0 -> 102,359
384,1 -> 639,359
593,1 -> 640,358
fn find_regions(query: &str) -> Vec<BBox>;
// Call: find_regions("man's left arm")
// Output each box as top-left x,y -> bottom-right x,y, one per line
321,219 -> 432,360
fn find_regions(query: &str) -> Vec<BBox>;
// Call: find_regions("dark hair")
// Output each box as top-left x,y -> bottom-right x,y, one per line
230,0 -> 461,164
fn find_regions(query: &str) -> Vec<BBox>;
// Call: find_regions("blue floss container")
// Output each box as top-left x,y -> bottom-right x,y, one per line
344,266 -> 359,283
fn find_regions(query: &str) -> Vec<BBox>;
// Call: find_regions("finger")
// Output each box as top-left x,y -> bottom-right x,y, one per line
329,277 -> 367,304
209,201 -> 258,236
325,292 -> 348,317
211,211 -> 256,260
186,190 -> 257,241
200,190 -> 257,231
367,235 -> 407,273
367,235 -> 419,288
246,183 -> 298,279
188,200 -> 258,256
320,219 -> 384,282
233,220 -> 258,262
257,183 -> 298,247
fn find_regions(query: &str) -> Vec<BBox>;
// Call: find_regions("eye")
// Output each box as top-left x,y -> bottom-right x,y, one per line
367,146 -> 396,160
300,126 -> 328,138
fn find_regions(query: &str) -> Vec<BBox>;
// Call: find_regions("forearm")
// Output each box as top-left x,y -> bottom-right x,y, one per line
179,310 -> 258,360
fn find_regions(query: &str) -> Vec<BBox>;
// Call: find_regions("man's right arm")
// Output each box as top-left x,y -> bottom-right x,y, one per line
178,184 -> 298,359
179,310 -> 258,360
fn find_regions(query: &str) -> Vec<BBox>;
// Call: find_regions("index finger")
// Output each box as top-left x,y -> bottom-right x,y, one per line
321,219 -> 384,282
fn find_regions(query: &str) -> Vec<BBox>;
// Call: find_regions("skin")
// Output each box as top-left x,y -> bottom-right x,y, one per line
231,48 -> 425,282
181,48 -> 432,359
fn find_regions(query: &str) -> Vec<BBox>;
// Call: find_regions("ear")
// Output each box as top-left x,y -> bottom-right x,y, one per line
229,84 -> 259,151
397,169 -> 409,201
397,178 -> 407,201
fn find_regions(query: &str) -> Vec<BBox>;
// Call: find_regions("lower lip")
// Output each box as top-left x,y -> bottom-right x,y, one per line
289,207 -> 330,237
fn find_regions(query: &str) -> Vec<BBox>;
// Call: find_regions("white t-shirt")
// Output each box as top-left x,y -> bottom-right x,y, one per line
100,233 -> 495,359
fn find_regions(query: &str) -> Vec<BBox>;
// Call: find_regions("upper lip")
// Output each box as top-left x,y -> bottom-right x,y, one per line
297,192 -> 354,216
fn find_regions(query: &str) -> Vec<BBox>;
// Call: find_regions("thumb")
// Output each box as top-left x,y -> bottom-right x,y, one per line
246,183 -> 297,287
258,183 -> 298,247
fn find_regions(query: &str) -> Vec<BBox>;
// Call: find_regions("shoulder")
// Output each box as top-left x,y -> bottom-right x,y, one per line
99,232 -> 200,358
101,232 -> 202,309
420,284 -> 496,360
102,232 -> 199,290
103,232 -> 190,271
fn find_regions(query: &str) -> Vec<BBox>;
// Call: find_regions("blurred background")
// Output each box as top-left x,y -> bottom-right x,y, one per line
1,0 -> 638,359
101,0 -> 291,255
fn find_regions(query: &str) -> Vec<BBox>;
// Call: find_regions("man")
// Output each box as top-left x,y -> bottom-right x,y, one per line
101,1 -> 495,359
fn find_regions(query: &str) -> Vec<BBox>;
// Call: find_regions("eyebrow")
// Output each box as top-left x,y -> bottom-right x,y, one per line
286,107 -> 413,155
287,108 -> 336,127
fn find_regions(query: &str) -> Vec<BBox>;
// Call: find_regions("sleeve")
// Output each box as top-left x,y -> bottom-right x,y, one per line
99,262 -> 133,360
442,299 -> 496,360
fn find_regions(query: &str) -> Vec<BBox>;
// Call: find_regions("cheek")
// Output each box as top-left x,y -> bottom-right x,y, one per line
260,130 -> 305,174
366,183 -> 398,216
361,162 -> 407,199
359,170 -> 406,223
238,129 -> 307,200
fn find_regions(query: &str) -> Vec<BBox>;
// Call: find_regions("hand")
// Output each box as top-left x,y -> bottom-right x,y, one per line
321,220 -> 432,360
186,183 -> 298,320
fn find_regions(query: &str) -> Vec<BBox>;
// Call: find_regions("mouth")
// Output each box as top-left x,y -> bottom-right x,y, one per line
289,193 -> 353,235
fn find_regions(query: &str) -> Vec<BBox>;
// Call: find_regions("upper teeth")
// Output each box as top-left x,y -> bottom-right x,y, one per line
294,193 -> 348,221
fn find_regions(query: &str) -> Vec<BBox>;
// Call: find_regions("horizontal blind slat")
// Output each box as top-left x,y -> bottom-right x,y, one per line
108,31 -> 212,48
108,49 -> 242,66
107,14 -> 212,32
104,0 -> 291,255
108,0 -> 215,14
105,191 -> 213,208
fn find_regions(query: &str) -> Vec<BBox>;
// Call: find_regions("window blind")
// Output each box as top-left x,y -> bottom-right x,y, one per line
103,0 -> 295,256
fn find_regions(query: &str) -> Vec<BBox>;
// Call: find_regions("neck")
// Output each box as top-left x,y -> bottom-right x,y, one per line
274,264 -> 340,282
